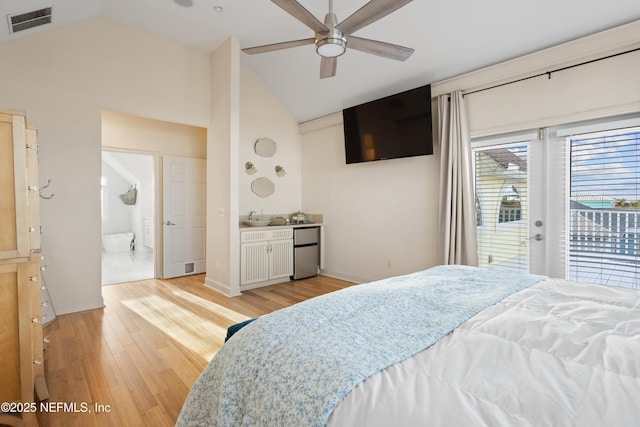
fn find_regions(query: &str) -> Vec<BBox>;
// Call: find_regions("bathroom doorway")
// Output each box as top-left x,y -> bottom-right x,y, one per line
101,150 -> 155,285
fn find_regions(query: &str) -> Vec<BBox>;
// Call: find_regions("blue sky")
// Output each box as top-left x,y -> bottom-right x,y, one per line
571,128 -> 640,201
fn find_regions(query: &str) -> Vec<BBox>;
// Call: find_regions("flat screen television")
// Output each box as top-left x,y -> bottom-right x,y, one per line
343,84 -> 433,164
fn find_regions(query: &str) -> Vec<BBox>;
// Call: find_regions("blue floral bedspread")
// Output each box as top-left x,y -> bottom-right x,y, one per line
177,265 -> 544,427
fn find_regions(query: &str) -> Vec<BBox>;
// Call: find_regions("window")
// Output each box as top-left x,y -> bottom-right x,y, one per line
499,185 -> 522,223
568,125 -> 640,289
473,142 -> 530,272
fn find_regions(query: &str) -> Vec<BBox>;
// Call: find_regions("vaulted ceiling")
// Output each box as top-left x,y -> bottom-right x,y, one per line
2,0 -> 639,122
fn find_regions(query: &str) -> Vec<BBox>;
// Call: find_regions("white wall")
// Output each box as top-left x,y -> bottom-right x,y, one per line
102,162 -> 132,235
102,151 -> 154,251
434,21 -> 640,137
205,38 -> 239,296
102,110 -> 207,158
301,116 -> 439,283
239,66 -> 302,217
301,20 -> 640,284
101,161 -> 132,235
0,18 -> 211,314
205,39 -> 303,296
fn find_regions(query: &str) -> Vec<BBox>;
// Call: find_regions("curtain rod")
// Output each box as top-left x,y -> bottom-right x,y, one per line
463,46 -> 640,97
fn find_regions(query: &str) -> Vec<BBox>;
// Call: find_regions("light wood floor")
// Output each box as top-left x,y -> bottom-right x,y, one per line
37,274 -> 355,427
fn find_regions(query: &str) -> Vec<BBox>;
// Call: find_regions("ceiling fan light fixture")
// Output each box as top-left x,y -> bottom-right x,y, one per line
316,37 -> 346,57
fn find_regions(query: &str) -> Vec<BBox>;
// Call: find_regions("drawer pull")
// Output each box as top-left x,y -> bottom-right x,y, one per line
29,276 -> 38,282
33,358 -> 43,365
31,317 -> 39,323
43,336 -> 51,344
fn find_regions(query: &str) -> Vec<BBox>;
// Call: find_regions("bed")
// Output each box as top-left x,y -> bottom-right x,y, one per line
177,265 -> 640,426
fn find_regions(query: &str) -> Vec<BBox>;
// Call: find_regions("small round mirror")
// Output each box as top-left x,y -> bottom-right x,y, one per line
254,138 -> 277,157
251,177 -> 275,198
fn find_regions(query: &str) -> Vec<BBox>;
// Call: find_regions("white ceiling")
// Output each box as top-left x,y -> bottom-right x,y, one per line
2,0 -> 639,123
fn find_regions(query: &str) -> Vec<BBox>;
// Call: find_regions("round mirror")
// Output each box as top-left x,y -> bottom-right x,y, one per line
254,138 -> 277,157
251,177 -> 275,198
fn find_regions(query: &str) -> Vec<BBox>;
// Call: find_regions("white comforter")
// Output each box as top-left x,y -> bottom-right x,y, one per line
328,278 -> 640,426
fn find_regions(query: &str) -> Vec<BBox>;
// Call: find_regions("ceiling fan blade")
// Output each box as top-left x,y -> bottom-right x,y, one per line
272,0 -> 328,33
347,36 -> 414,61
242,38 -> 315,55
336,0 -> 413,35
320,56 -> 337,79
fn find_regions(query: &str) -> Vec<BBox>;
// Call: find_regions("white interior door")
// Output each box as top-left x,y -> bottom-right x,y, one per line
163,155 -> 206,278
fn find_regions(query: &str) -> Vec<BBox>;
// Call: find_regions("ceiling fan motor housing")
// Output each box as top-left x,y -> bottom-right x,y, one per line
315,13 -> 346,57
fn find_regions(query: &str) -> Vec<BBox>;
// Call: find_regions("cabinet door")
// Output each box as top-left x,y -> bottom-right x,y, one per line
0,263 -> 22,403
269,239 -> 293,280
0,261 -> 36,404
240,241 -> 270,285
0,113 -> 30,260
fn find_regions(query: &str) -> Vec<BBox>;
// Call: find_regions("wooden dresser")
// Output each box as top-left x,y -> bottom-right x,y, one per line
0,110 -> 48,427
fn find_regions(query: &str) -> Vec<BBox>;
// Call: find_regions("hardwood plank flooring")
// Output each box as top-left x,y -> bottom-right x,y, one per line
36,275 -> 355,426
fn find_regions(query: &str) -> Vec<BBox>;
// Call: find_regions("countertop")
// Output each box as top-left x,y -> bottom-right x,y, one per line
239,222 -> 323,231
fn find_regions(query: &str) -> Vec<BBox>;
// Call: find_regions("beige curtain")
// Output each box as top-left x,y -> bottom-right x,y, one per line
437,91 -> 478,266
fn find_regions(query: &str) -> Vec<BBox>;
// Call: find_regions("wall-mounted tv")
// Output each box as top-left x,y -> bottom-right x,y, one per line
343,84 -> 433,164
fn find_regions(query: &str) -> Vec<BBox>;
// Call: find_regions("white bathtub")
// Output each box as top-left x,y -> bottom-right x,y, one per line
102,232 -> 134,253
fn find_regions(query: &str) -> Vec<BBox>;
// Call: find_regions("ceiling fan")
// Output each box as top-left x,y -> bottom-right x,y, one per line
242,0 -> 415,79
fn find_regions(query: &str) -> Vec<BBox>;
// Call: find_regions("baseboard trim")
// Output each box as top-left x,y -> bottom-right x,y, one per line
204,277 -> 241,297
53,297 -> 105,315
319,269 -> 366,285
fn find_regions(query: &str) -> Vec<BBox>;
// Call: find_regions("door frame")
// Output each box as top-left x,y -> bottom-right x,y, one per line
101,147 -> 163,280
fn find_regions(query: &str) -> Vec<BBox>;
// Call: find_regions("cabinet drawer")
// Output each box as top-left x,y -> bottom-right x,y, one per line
241,228 -> 293,243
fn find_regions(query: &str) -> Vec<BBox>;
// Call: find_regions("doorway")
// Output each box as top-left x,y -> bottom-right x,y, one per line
101,150 -> 155,285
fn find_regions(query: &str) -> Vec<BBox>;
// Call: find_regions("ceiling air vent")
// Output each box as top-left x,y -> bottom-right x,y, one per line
7,7 -> 52,34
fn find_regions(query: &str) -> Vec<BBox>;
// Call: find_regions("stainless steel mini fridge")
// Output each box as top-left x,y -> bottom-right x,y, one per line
292,227 -> 319,279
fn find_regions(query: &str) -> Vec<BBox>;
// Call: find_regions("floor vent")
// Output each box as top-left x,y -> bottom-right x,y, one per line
7,7 -> 52,34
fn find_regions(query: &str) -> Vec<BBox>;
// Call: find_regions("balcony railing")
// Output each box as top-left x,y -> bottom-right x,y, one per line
570,208 -> 639,289
570,208 -> 639,254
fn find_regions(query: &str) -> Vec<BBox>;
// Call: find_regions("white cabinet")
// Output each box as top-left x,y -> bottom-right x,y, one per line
240,228 -> 293,289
